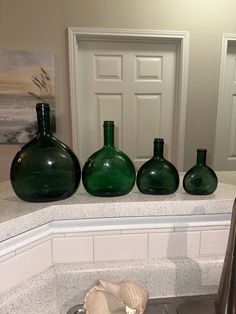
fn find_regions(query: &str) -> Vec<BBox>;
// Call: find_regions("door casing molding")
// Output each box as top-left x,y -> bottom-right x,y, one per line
214,33 -> 236,170
67,27 -> 189,170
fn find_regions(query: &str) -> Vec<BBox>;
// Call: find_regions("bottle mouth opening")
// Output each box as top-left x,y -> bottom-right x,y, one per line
36,103 -> 50,112
197,148 -> 207,153
103,121 -> 114,126
154,138 -> 164,143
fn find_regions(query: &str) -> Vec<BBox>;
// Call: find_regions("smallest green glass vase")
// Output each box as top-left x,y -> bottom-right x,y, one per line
183,149 -> 218,195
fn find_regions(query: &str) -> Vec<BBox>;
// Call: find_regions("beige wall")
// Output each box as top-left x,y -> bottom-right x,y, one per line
1,0 -> 236,181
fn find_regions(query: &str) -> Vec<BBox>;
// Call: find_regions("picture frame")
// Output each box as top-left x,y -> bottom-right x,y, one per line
0,51 -> 55,144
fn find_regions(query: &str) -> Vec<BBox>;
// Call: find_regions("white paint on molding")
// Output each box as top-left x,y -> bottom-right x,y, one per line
0,214 -> 230,259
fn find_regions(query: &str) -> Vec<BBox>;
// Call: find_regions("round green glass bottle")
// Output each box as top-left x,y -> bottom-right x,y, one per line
10,103 -> 81,202
183,148 -> 218,195
82,121 -> 136,197
136,138 -> 179,195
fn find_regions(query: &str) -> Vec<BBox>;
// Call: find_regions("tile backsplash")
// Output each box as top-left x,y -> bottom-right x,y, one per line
0,217 -> 229,293
0,241 -> 52,292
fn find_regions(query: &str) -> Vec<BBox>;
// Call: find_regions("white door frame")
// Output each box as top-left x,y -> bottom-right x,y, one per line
214,33 -> 236,169
67,27 -> 189,170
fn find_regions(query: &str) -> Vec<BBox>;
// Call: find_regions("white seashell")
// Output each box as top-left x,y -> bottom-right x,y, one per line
126,306 -> 137,314
83,285 -> 126,314
83,287 -> 110,314
97,279 -> 148,313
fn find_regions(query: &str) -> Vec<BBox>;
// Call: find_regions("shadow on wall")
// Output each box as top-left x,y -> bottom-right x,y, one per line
167,231 -> 220,297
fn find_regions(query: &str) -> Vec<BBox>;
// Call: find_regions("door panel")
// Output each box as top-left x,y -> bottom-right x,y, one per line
217,45 -> 236,170
78,40 -> 177,168
96,93 -> 122,147
136,94 -> 161,158
229,96 -> 236,157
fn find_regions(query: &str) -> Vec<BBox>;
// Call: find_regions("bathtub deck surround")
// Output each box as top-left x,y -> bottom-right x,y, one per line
0,179 -> 236,242
0,257 -> 224,314
0,173 -> 236,313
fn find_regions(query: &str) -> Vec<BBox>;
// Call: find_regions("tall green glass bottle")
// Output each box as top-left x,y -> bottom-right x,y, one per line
136,138 -> 179,195
183,149 -> 218,195
10,103 -> 81,202
82,121 -> 136,197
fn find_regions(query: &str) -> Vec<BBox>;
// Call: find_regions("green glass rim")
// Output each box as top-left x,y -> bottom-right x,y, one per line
36,103 -> 50,111
103,121 -> 114,126
197,148 -> 207,153
154,138 -> 164,143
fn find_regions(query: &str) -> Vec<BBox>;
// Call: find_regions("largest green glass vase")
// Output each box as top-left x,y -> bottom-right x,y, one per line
82,121 -> 136,197
10,103 -> 81,202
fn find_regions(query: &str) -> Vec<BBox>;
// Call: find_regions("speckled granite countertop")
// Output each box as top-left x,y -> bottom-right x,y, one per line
0,174 -> 236,241
0,256 -> 223,314
0,172 -> 235,313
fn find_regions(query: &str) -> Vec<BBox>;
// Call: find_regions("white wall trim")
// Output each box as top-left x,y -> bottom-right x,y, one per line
214,33 -> 236,169
67,27 -> 189,170
0,214 -> 230,259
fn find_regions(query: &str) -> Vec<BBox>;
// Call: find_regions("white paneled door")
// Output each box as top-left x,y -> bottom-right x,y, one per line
77,40 -> 177,168
216,44 -> 236,170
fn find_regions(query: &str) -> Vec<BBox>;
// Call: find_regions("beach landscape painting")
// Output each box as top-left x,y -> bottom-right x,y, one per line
0,51 -> 55,144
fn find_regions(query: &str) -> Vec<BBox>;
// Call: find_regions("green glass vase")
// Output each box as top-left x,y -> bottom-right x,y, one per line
82,121 -> 136,197
183,148 -> 218,195
10,103 -> 81,202
136,138 -> 179,195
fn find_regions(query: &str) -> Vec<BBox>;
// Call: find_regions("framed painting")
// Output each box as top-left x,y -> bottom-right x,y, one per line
0,51 -> 55,144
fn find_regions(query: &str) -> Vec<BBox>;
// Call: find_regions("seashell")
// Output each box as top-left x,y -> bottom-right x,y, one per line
97,279 -> 148,314
83,288 -> 110,314
83,285 -> 126,314
83,279 -> 148,314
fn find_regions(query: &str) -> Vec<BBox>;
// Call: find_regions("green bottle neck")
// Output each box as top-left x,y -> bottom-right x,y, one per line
36,103 -> 52,136
196,149 -> 207,165
103,121 -> 114,147
153,138 -> 164,159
